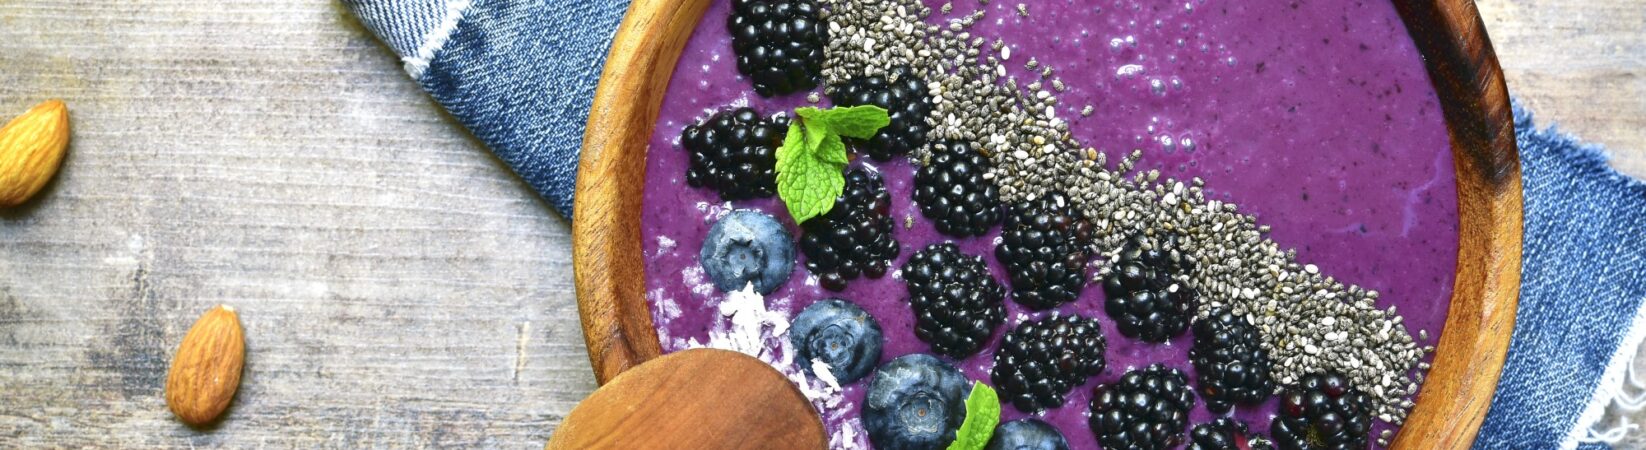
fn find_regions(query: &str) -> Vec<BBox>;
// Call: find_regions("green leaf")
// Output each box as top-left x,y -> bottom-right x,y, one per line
819,105 -> 891,139
775,121 -> 844,224
815,131 -> 848,165
795,106 -> 826,121
795,107 -> 830,151
774,105 -> 892,224
776,121 -> 804,172
947,382 -> 1001,450
775,156 -> 843,224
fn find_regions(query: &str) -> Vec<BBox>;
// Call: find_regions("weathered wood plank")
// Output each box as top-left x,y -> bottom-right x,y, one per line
0,0 -> 596,447
1479,0 -> 1646,178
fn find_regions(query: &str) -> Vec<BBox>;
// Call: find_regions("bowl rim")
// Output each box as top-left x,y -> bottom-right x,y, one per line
571,0 -> 1523,448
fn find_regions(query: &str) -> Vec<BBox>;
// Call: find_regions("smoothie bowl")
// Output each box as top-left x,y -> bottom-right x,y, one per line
574,0 -> 1522,448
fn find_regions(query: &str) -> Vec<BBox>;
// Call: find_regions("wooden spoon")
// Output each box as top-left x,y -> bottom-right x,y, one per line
546,348 -> 827,449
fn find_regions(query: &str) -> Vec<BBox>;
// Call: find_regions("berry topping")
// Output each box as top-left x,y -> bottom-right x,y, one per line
1190,418 -> 1276,450
1103,234 -> 1197,342
681,107 -> 785,200
864,354 -> 969,450
699,210 -> 795,294
789,298 -> 884,384
799,168 -> 900,291
995,191 -> 1094,310
991,314 -> 1106,413
828,67 -> 934,161
1271,372 -> 1374,450
1191,308 -> 1276,413
986,418 -> 1071,450
903,243 -> 1006,358
728,0 -> 827,96
1088,364 -> 1196,450
914,140 -> 1003,237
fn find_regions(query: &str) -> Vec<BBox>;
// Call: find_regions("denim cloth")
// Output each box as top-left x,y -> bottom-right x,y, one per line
343,0 -> 449,59
343,1 -> 1646,447
344,0 -> 630,217
1471,105 -> 1646,450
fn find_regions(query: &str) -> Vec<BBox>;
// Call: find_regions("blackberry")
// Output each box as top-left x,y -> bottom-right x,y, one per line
800,168 -> 900,291
994,192 -> 1093,310
1102,234 -> 1197,342
1191,308 -> 1276,413
1271,372 -> 1374,450
990,314 -> 1106,412
1088,364 -> 1195,450
828,67 -> 933,160
913,140 -> 1002,237
1191,418 -> 1276,450
903,243 -> 1006,358
680,107 -> 785,200
728,0 -> 826,96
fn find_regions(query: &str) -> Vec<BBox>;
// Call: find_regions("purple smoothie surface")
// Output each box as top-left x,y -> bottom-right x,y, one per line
639,0 -> 1458,447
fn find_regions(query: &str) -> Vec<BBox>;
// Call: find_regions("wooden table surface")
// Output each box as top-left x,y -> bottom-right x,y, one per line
0,0 -> 1639,447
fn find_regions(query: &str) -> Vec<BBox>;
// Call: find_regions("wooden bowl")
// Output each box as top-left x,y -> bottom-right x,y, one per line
572,0 -> 1523,448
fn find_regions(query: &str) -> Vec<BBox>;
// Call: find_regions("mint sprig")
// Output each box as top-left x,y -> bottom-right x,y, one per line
775,105 -> 890,224
946,382 -> 1001,450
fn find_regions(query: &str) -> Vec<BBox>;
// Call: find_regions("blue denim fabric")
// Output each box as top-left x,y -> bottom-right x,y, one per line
350,0 -> 630,217
419,0 -> 630,217
343,0 -> 450,60
1471,105 -> 1646,450
344,2 -> 1646,447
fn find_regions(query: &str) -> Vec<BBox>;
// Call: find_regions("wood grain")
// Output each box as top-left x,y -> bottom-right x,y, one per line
0,1 -> 596,447
545,349 -> 826,449
574,0 -> 711,384
1478,0 -> 1646,179
1389,1 -> 1524,448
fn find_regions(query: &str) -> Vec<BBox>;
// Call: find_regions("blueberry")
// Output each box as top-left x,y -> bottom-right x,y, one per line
789,299 -> 883,384
864,354 -> 968,450
986,419 -> 1070,450
699,210 -> 795,294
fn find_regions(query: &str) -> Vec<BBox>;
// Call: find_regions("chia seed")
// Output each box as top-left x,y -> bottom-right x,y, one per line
818,0 -> 1428,429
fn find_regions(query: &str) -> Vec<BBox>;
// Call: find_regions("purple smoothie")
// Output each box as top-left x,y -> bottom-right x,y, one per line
640,0 -> 1458,447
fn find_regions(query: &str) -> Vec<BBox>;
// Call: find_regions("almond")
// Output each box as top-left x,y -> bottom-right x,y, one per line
165,305 -> 245,427
0,99 -> 70,207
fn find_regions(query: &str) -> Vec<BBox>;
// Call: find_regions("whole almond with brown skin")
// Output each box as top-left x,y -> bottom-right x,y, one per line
165,305 -> 245,427
0,99 -> 70,207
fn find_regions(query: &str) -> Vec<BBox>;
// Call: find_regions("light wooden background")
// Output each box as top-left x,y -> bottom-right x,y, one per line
0,0 -> 1639,447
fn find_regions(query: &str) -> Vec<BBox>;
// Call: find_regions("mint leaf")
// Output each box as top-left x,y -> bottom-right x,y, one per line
795,107 -> 831,151
777,120 -> 804,170
774,155 -> 843,224
815,131 -> 848,165
947,382 -> 1001,450
774,105 -> 891,224
795,106 -> 826,121
776,121 -> 845,224
819,105 -> 891,139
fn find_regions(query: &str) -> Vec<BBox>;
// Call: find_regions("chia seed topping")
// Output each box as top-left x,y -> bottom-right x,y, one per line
818,0 -> 1430,428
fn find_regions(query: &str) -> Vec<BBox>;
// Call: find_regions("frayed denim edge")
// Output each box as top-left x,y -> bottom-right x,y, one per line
403,0 -> 475,78
1512,101 -> 1645,191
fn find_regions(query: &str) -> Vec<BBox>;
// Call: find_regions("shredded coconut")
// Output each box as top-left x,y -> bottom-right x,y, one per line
677,283 -> 867,449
